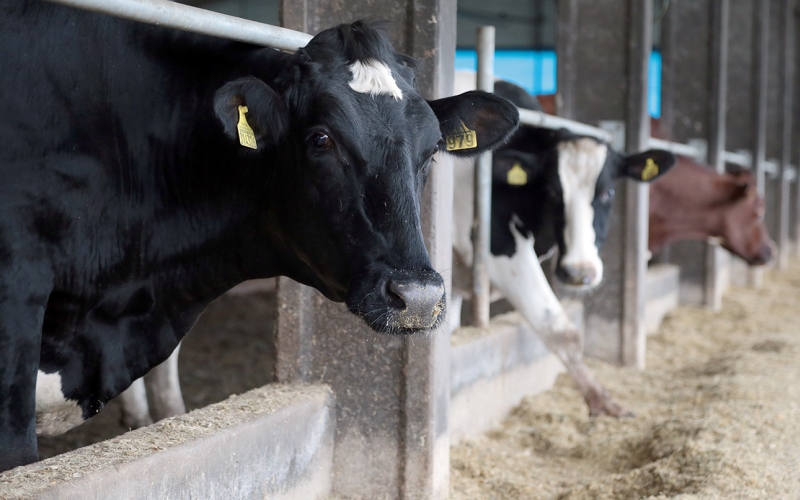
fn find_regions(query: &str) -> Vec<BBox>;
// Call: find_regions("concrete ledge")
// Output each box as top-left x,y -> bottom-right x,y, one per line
644,264 -> 680,335
0,385 -> 334,500
450,309 -> 573,444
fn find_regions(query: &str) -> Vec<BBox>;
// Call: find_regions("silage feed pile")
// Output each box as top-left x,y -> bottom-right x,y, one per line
451,264 -> 800,499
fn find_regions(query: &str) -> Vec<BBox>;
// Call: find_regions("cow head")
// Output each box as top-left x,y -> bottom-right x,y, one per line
719,172 -> 774,266
213,21 -> 518,334
496,129 -> 675,290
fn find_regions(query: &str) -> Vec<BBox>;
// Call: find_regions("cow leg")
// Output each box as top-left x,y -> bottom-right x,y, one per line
488,227 -> 632,417
0,275 -> 50,471
118,378 -> 153,429
143,343 -> 186,421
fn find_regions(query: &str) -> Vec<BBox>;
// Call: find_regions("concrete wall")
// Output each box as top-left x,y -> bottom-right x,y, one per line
0,385 -> 335,500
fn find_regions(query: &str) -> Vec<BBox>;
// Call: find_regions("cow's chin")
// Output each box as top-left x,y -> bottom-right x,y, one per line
345,270 -> 447,335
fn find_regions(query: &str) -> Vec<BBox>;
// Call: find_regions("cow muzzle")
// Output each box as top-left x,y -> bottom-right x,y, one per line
347,269 -> 446,334
556,263 -> 601,289
386,278 -> 446,330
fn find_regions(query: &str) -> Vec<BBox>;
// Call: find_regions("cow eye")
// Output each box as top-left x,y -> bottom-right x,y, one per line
599,188 -> 615,204
312,132 -> 334,150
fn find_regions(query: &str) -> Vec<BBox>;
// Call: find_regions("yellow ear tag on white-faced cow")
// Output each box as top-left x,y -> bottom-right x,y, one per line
237,105 -> 258,150
507,162 -> 528,186
641,158 -> 659,181
445,121 -> 478,151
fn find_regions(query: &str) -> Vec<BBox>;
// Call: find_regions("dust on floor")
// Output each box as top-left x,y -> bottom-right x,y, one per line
451,264 -> 800,499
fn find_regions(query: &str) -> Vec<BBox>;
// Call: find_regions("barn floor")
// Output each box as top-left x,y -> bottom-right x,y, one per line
38,290 -> 277,459
451,262 -> 800,499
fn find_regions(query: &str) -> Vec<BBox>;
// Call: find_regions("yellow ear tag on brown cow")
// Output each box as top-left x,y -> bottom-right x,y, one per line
641,158 -> 659,181
507,162 -> 528,186
445,121 -> 478,151
237,105 -> 258,150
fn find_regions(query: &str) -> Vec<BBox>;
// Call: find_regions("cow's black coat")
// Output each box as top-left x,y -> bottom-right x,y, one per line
0,2 -> 518,471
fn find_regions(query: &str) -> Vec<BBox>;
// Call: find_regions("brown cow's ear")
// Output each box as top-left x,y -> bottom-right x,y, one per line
428,91 -> 519,157
618,149 -> 676,182
213,77 -> 289,150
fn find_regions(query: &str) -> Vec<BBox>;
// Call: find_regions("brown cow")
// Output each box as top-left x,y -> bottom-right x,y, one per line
535,94 -> 773,264
648,157 -> 774,265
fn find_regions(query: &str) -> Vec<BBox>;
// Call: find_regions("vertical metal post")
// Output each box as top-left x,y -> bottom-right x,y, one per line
753,0 -> 769,196
749,0 -> 770,287
471,26 -> 495,328
705,0 -> 730,310
621,0 -> 652,368
779,0 -> 795,269
556,0 -> 578,119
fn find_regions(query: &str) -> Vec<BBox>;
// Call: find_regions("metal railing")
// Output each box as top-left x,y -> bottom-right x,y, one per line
517,109 -> 611,141
44,0 -> 312,51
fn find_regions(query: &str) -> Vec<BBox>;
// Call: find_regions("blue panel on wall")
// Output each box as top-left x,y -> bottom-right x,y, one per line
455,49 -> 662,118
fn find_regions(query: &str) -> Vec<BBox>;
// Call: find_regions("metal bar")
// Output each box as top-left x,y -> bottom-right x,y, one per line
471,26 -> 495,328
778,0 -> 795,269
723,150 -> 753,168
765,159 -> 780,178
647,137 -> 705,159
705,0 -> 729,312
517,109 -> 612,141
44,0 -> 312,51
620,0 -> 652,369
752,0 -> 769,196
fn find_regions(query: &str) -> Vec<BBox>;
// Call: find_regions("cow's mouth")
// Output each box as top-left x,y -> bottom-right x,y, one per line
346,270 -> 447,334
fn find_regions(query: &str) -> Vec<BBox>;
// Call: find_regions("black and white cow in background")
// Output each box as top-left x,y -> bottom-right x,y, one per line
452,71 -> 675,416
0,2 -> 519,472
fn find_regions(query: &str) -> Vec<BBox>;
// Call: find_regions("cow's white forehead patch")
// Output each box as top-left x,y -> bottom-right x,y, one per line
348,59 -> 403,100
36,370 -> 85,436
557,138 -> 608,287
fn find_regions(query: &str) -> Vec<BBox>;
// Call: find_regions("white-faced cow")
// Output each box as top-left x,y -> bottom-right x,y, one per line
0,3 -> 519,472
452,71 -> 675,416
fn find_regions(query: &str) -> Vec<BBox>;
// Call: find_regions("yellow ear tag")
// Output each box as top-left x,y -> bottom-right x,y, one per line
445,121 -> 478,151
641,158 -> 659,181
507,162 -> 528,186
237,105 -> 258,150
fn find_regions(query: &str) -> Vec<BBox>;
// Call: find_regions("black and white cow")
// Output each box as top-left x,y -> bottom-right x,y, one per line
452,71 -> 674,416
0,2 -> 519,472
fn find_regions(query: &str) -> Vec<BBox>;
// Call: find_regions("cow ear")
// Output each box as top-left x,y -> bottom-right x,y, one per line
428,91 -> 519,157
213,77 -> 289,150
618,149 -> 676,182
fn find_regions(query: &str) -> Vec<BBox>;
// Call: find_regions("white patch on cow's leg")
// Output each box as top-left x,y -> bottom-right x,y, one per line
557,139 -> 608,287
118,378 -> 153,429
35,371 -> 85,436
489,224 -> 631,417
143,343 -> 186,421
348,59 -> 403,100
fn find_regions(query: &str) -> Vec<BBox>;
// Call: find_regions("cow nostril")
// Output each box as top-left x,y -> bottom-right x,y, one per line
384,280 -> 407,310
385,278 -> 446,330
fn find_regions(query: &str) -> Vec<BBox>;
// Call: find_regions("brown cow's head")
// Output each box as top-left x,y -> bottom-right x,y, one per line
719,172 -> 775,266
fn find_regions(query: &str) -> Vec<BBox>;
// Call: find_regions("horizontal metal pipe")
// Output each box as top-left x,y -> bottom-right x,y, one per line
44,0 -> 312,51
723,150 -> 753,168
764,159 -> 780,177
517,108 -> 611,141
647,137 -> 705,159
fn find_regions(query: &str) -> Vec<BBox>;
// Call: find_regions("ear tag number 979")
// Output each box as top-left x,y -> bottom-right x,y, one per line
445,122 -> 478,151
